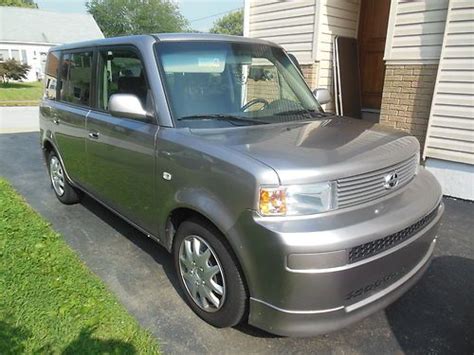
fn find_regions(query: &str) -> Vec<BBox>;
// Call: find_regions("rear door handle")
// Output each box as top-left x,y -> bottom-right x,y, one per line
88,131 -> 100,139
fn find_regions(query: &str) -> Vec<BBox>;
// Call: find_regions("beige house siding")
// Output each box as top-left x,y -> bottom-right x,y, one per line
315,0 -> 360,99
246,0 -> 317,65
423,0 -> 474,165
244,0 -> 360,106
380,0 -> 450,150
384,0 -> 449,64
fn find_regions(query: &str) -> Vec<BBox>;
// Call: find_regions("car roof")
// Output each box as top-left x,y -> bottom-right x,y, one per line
51,33 -> 280,52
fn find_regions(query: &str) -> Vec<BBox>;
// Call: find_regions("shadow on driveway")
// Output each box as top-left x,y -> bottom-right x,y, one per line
386,255 -> 474,354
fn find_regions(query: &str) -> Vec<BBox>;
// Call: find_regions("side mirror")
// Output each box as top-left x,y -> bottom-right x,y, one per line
287,53 -> 303,75
313,88 -> 331,105
108,94 -> 149,120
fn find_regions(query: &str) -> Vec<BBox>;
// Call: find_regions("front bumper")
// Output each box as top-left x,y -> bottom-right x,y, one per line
226,168 -> 443,336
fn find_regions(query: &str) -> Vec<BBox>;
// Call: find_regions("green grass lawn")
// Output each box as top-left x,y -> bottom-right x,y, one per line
0,178 -> 160,354
0,81 -> 43,106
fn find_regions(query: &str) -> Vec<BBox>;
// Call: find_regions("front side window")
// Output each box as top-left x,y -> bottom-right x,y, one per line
44,51 -> 60,100
60,51 -> 92,106
156,41 -> 323,128
97,48 -> 148,111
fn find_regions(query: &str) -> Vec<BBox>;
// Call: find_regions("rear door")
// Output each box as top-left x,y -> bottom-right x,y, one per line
86,46 -> 158,232
53,49 -> 94,185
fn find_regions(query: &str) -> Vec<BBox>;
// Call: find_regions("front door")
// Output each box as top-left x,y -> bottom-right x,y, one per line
358,0 -> 391,110
53,50 -> 94,185
86,47 -> 158,232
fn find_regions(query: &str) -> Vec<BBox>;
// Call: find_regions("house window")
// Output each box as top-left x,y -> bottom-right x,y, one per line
11,50 -> 20,61
0,49 -> 8,61
21,50 -> 28,64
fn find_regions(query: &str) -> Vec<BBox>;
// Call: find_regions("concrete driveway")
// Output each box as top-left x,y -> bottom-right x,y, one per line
1,132 -> 473,354
0,106 -> 39,133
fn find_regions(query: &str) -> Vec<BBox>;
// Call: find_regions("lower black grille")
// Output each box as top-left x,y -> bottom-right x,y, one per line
348,206 -> 439,264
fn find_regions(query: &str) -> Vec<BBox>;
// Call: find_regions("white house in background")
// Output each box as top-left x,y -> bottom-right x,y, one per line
0,6 -> 103,82
244,0 -> 473,201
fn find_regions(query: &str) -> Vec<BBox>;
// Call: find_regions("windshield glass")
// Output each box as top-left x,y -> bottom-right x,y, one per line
155,41 -> 325,128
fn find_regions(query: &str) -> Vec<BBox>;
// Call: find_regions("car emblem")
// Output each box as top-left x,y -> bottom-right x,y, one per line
384,171 -> 399,190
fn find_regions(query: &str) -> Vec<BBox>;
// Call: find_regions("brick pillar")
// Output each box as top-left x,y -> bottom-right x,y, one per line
379,64 -> 438,149
300,63 -> 319,90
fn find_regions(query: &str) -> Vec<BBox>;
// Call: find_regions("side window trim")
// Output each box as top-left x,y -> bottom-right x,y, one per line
92,45 -> 152,117
57,47 -> 95,110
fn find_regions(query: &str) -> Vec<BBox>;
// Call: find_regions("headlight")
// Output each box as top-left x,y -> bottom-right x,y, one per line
259,182 -> 337,216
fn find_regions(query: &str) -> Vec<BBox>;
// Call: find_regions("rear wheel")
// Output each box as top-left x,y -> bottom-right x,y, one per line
48,151 -> 81,204
173,218 -> 248,328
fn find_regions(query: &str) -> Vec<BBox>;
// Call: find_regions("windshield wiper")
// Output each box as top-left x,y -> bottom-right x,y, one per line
178,114 -> 266,125
274,109 -> 327,118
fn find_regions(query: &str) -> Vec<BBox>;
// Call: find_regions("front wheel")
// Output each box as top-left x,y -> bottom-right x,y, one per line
173,218 -> 248,328
47,151 -> 81,204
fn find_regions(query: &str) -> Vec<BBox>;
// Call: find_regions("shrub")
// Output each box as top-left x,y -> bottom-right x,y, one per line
0,59 -> 31,83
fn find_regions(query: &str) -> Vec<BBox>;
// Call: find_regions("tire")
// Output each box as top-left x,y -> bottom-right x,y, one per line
173,218 -> 248,328
47,150 -> 81,205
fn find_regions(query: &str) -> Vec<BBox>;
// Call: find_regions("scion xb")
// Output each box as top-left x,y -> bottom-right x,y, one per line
39,34 -> 443,336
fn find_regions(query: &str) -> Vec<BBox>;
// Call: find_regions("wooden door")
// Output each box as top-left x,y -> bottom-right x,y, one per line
358,0 -> 390,109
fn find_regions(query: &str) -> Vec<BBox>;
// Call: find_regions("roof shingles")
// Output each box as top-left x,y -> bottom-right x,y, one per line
0,6 -> 104,44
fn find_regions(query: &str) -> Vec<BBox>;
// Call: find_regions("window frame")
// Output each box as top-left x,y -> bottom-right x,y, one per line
92,44 -> 153,121
57,47 -> 97,110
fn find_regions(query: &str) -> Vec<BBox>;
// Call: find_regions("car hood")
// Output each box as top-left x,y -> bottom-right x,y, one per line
187,117 -> 420,185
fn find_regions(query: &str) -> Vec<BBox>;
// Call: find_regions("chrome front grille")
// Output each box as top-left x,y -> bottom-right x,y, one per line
337,155 -> 417,208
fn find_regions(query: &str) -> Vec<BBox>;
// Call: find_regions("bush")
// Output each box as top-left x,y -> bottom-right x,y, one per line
0,59 -> 31,83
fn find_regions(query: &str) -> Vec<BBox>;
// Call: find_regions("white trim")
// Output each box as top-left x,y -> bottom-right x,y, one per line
312,0 -> 322,61
0,40 -> 59,46
383,0 -> 398,61
354,1 -> 362,39
243,0 -> 251,37
425,158 -> 474,201
385,59 -> 440,65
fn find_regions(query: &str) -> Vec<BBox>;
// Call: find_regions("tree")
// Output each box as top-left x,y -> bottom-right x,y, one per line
0,0 -> 37,8
86,0 -> 189,37
0,59 -> 31,83
209,9 -> 243,36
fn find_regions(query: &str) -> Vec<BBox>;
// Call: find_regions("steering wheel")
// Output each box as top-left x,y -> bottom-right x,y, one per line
241,98 -> 269,112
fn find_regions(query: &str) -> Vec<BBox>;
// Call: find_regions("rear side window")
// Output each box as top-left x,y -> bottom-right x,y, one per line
60,51 -> 92,106
44,51 -> 60,100
97,49 -> 148,111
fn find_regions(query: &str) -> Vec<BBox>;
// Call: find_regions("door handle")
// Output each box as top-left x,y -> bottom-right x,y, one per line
88,131 -> 100,139
53,118 -> 60,125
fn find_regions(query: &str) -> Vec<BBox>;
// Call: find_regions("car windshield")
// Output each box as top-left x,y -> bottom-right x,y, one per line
155,41 -> 325,128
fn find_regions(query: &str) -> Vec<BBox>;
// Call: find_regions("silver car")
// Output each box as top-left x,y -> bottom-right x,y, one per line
39,34 -> 443,336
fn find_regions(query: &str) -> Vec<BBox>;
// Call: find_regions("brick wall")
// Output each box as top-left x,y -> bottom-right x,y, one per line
379,64 -> 438,149
300,63 -> 318,89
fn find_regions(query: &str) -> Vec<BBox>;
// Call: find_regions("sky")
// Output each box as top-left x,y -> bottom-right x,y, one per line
35,0 -> 244,32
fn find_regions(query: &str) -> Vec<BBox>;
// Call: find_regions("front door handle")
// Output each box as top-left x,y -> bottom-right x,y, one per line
88,131 -> 100,139
53,118 -> 60,125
